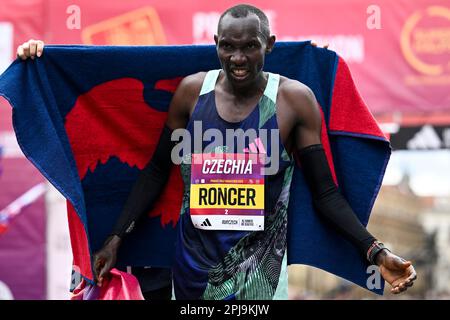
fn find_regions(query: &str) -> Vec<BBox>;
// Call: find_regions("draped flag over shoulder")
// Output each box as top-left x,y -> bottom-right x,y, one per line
0,42 -> 390,295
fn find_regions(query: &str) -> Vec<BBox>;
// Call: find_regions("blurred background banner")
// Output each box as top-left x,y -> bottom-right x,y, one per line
0,106 -> 46,300
2,0 -> 449,116
0,0 -> 449,299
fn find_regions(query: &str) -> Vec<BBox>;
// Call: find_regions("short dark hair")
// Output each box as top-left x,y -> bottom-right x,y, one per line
218,4 -> 270,40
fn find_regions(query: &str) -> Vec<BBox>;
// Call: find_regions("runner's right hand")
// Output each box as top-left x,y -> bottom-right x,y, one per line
93,235 -> 122,287
16,39 -> 45,60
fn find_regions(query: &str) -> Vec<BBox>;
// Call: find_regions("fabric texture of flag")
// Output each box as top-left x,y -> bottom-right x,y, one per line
0,42 -> 390,295
71,268 -> 144,300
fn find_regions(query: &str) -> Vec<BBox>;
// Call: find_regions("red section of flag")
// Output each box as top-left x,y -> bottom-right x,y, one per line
65,77 -> 183,226
155,77 -> 183,93
67,201 -> 93,280
65,78 -> 167,179
329,57 -> 387,140
320,107 -> 338,185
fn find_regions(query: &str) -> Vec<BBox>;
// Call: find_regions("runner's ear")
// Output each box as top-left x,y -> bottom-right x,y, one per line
266,35 -> 276,54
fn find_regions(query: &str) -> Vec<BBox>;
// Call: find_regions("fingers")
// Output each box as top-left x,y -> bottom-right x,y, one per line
391,286 -> 405,294
408,273 -> 417,282
97,274 -> 104,287
391,281 -> 408,294
391,266 -> 417,294
97,258 -> 113,287
406,265 -> 417,283
99,264 -> 109,280
36,40 -> 44,57
16,39 -> 44,60
29,40 -> 37,59
16,45 -> 25,60
93,255 -> 103,285
22,41 -> 30,59
310,40 -> 329,49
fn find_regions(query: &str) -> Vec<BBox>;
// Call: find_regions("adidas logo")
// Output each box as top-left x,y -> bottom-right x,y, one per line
200,218 -> 212,227
243,137 -> 267,154
407,125 -> 442,149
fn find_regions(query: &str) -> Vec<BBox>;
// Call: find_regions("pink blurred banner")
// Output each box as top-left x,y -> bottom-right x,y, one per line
1,0 -> 449,114
0,99 -> 46,299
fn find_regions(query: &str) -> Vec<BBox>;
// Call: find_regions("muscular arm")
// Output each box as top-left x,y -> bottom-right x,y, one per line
93,73 -> 204,283
111,73 -> 205,239
281,80 -> 416,294
110,125 -> 175,238
283,81 -> 377,260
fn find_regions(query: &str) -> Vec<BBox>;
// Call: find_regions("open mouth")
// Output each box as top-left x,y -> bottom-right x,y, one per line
230,68 -> 250,80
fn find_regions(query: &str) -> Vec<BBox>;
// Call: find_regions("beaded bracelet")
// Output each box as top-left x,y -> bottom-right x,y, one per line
367,241 -> 390,265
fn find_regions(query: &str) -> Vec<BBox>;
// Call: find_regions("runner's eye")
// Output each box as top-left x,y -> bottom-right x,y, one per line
221,43 -> 232,50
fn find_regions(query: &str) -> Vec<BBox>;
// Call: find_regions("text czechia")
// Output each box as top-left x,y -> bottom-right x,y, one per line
201,158 -> 253,175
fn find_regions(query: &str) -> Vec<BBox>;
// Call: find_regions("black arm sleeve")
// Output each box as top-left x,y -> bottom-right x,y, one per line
297,144 -> 377,256
111,125 -> 175,239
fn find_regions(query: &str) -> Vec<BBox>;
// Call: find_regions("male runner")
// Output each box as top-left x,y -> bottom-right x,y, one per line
18,4 -> 416,300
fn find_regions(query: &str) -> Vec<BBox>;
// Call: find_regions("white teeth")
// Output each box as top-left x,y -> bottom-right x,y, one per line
232,69 -> 248,77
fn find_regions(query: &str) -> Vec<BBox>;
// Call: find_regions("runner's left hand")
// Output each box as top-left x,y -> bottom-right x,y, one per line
376,250 -> 417,294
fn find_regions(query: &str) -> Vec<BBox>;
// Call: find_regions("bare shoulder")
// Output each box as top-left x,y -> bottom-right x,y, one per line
167,71 -> 208,129
278,76 -> 321,122
170,71 -> 207,111
278,76 -> 316,106
176,71 -> 207,96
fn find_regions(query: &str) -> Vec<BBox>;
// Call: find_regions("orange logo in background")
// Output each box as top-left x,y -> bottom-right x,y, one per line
81,7 -> 167,45
400,6 -> 450,77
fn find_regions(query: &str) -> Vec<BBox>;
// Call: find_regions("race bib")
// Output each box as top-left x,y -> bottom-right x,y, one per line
190,153 -> 265,231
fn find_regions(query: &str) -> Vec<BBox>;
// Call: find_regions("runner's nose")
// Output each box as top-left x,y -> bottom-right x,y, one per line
230,50 -> 246,65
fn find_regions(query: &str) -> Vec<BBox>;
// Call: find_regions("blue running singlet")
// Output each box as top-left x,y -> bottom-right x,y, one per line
173,70 -> 294,300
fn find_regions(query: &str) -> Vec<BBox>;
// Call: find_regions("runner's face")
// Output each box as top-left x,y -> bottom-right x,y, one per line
215,14 -> 272,89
